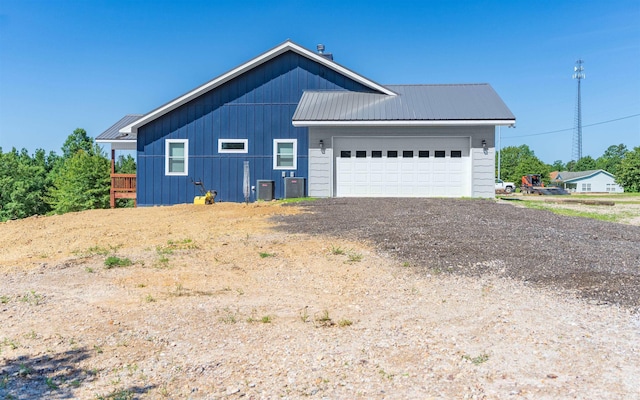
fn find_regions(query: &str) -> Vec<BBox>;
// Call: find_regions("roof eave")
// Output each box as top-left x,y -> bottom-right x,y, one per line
120,40 -> 396,135
292,119 -> 516,127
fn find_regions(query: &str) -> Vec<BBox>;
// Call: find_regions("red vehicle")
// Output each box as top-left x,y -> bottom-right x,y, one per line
521,174 -> 568,195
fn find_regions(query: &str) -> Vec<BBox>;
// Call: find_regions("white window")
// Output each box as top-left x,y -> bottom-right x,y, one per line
581,183 -> 591,192
218,139 -> 248,153
273,139 -> 297,170
165,139 -> 188,176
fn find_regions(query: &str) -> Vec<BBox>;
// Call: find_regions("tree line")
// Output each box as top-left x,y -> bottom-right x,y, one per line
0,128 -> 135,222
497,143 -> 640,191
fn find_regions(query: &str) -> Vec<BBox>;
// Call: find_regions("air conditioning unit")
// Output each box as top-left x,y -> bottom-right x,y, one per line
284,177 -> 306,199
256,180 -> 275,201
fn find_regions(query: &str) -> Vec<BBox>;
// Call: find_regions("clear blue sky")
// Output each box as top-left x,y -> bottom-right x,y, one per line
1,0 -> 638,164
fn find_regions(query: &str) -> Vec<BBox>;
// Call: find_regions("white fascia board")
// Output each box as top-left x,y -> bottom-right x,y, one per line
120,40 -> 395,135
292,119 -> 516,127
96,139 -> 137,144
96,139 -> 137,151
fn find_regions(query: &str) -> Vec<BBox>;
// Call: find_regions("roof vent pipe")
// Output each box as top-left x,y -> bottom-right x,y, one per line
316,44 -> 333,61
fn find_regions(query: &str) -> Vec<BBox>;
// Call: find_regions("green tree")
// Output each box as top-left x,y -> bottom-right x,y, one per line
616,147 -> 640,192
48,145 -> 110,213
0,147 -> 57,221
574,156 -> 597,171
497,144 -> 536,183
48,129 -> 111,214
115,154 -> 136,174
551,160 -> 565,171
514,156 -> 552,185
566,160 -> 577,171
61,128 -> 93,158
596,144 -> 627,175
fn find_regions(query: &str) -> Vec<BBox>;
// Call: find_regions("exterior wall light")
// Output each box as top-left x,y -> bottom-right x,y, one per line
319,139 -> 325,154
481,139 -> 487,150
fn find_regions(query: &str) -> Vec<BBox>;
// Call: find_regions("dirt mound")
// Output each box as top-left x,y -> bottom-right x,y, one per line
1,202 -> 639,399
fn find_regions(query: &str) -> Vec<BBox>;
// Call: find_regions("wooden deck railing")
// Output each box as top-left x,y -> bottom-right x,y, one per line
110,173 -> 136,208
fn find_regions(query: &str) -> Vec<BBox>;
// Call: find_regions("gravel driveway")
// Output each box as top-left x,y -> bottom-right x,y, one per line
275,198 -> 640,309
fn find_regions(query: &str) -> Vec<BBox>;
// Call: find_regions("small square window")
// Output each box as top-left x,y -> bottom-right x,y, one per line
372,151 -> 382,158
356,150 -> 367,158
403,150 -> 414,158
341,151 -> 351,158
387,150 -> 398,158
419,150 -> 429,158
451,150 -> 462,158
435,150 -> 445,158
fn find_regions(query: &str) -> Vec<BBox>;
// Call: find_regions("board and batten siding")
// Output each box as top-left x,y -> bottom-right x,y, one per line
308,125 -> 496,198
136,51 -> 377,205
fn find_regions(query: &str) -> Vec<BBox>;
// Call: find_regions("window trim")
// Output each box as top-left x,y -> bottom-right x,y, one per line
273,139 -> 297,170
165,139 -> 189,176
218,139 -> 248,153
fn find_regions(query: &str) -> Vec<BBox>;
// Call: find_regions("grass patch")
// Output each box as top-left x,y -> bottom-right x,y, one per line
104,256 -> 132,269
314,309 -> 335,327
73,245 -> 119,257
96,388 -> 135,400
260,315 -> 272,323
330,245 -> 345,255
277,197 -> 319,204
0,295 -> 9,304
299,307 -> 309,323
346,252 -> 363,263
45,377 -> 59,390
463,353 -> 489,365
259,252 -> 275,258
219,308 -> 238,324
520,201 -> 626,222
338,319 -> 353,327
3,338 -> 19,350
20,290 -> 42,305
144,294 -> 156,303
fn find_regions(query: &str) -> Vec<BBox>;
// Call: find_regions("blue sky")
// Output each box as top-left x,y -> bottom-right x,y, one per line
0,0 -> 638,164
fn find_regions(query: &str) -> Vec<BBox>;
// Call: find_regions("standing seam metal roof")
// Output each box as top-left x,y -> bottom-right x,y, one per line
293,84 -> 515,122
96,114 -> 144,141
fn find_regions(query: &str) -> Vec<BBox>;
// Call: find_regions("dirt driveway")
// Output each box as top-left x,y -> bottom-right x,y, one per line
1,200 -> 639,399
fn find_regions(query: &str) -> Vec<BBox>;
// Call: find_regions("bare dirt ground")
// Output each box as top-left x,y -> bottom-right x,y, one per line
1,200 -> 639,399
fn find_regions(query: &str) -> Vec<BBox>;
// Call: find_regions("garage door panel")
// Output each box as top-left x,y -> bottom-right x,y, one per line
335,137 -> 469,197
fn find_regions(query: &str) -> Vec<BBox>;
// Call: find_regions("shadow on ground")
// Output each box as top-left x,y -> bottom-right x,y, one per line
0,347 -> 155,399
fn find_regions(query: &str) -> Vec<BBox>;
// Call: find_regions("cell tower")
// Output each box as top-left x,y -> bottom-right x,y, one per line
572,59 -> 585,161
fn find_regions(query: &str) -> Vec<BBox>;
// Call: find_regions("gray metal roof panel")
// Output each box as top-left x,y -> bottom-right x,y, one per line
293,84 -> 515,122
556,170 -> 612,181
96,114 -> 144,141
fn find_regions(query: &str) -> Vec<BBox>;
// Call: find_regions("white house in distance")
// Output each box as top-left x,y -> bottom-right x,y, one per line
552,170 -> 624,193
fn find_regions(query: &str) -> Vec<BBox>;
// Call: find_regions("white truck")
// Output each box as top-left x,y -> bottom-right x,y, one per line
495,178 -> 515,193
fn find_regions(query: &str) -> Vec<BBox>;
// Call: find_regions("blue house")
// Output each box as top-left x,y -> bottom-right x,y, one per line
98,41 -> 515,206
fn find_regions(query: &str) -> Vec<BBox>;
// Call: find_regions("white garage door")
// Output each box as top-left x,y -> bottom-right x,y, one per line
335,137 -> 470,197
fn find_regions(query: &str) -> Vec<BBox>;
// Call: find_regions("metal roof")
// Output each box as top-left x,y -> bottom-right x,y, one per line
293,84 -> 515,124
96,114 -> 143,141
555,170 -> 613,182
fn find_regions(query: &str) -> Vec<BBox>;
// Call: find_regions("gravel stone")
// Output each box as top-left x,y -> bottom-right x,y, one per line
275,198 -> 640,309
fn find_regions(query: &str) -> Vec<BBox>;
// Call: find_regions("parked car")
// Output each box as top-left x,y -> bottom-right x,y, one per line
495,178 -> 515,193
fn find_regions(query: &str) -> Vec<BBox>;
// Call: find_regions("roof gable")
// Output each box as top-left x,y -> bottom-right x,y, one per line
120,40 -> 395,135
555,169 -> 614,182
